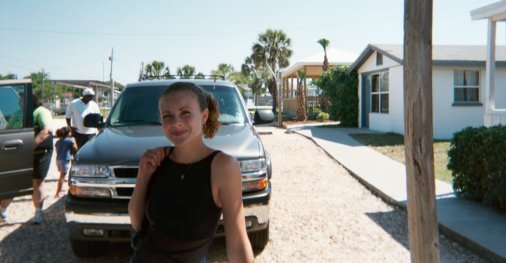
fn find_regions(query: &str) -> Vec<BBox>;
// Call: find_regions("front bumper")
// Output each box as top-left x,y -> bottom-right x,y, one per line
65,184 -> 271,242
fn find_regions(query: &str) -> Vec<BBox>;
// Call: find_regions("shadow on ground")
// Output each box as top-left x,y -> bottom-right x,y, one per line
0,195 -> 233,262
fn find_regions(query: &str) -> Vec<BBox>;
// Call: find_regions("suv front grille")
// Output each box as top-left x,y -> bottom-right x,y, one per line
114,168 -> 138,178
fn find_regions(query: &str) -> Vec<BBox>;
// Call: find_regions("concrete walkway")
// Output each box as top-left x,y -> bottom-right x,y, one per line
261,124 -> 506,263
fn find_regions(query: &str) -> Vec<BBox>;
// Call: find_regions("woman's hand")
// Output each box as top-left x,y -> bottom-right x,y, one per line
138,147 -> 168,179
129,146 -> 169,231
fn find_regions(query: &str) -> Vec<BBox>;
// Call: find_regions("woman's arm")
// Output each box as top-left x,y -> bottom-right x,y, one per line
212,153 -> 254,263
128,147 -> 167,231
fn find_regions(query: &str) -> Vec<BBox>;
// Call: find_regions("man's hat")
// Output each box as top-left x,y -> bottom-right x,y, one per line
83,88 -> 95,96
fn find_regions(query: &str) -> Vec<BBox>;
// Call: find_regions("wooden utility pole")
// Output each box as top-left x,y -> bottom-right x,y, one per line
403,0 -> 440,262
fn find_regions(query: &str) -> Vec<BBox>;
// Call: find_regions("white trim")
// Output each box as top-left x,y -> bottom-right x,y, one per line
471,0 -> 506,21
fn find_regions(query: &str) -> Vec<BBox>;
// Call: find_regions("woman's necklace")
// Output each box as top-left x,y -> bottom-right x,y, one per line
180,164 -> 192,181
173,145 -> 206,181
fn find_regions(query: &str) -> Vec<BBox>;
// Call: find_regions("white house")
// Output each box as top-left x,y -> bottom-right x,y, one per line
347,44 -> 506,139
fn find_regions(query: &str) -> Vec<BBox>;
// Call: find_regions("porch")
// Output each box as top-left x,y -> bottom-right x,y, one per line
472,1 -> 506,126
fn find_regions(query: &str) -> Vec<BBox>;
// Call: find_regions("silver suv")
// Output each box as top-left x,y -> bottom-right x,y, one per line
64,78 -> 273,257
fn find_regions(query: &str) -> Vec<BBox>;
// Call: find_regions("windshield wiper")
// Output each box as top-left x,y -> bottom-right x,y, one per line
220,121 -> 244,125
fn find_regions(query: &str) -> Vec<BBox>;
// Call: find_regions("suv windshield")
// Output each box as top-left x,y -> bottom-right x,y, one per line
108,84 -> 247,127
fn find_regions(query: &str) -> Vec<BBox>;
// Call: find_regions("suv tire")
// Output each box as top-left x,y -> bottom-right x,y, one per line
70,239 -> 107,258
248,223 -> 269,253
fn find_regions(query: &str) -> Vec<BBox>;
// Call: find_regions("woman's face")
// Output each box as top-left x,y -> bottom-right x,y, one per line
159,90 -> 208,146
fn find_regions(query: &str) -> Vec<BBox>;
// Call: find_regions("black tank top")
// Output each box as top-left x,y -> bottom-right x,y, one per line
133,149 -> 222,263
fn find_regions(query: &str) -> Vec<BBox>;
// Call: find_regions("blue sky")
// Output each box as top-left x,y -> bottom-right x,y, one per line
0,0 -> 502,85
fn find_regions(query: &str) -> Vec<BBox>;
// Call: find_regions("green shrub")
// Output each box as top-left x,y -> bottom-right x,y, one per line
307,107 -> 320,120
447,125 -> 506,210
313,65 -> 358,127
316,111 -> 329,122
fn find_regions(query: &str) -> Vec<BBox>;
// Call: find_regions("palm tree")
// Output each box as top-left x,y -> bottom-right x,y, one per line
144,64 -> 154,79
162,66 -> 173,79
250,29 -> 293,113
151,61 -> 165,78
317,38 -> 331,112
317,38 -> 330,71
241,56 -> 267,96
143,61 -> 170,79
296,70 -> 307,121
177,65 -> 196,79
211,63 -> 235,79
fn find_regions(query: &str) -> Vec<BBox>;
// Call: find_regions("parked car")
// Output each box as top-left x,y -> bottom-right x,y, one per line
0,79 -> 34,200
65,78 -> 274,257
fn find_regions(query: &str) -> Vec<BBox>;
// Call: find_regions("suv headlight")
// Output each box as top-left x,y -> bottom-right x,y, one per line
71,165 -> 111,178
240,158 -> 268,192
240,159 -> 266,173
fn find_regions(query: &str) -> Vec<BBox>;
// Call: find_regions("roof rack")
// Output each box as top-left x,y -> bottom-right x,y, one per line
139,74 -> 225,81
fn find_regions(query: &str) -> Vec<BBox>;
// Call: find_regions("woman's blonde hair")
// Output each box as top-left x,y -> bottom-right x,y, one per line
160,82 -> 221,138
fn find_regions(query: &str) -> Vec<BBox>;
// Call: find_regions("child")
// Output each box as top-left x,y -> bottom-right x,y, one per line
54,126 -> 77,198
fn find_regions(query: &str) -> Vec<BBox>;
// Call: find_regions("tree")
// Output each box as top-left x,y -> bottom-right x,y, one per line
26,71 -> 51,102
211,63 -> 235,79
317,38 -> 331,111
313,65 -> 358,126
317,38 -> 330,71
250,29 -> 293,113
151,61 -> 165,77
296,70 -> 307,121
194,72 -> 205,79
143,60 -> 170,79
177,65 -> 196,79
0,73 -> 17,80
241,56 -> 267,96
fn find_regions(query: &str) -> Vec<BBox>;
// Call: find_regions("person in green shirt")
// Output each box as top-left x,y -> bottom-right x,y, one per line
32,94 -> 53,224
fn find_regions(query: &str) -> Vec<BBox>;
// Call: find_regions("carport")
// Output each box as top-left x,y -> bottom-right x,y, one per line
281,48 -> 357,114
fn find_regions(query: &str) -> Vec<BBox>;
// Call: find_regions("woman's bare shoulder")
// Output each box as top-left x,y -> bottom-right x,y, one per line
211,151 -> 240,180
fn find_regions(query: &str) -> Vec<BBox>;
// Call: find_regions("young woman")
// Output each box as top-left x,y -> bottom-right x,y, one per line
128,82 -> 254,262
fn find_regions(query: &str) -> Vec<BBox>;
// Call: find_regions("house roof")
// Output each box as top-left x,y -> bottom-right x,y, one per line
471,0 -> 506,21
282,48 -> 357,78
347,44 -> 506,74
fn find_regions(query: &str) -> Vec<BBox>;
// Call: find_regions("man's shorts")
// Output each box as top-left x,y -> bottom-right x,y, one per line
57,160 -> 71,174
33,150 -> 53,180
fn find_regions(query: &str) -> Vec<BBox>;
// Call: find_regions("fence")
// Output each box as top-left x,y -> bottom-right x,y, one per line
283,96 -> 321,114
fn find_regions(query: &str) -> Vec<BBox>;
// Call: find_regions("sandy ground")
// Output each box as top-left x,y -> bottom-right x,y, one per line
0,119 -> 487,262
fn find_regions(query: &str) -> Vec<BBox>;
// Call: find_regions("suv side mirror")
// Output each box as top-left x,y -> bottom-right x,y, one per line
83,113 -> 105,128
253,109 -> 275,125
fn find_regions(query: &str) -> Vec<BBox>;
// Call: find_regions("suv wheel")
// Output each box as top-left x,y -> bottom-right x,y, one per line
248,223 -> 269,253
70,239 -> 107,258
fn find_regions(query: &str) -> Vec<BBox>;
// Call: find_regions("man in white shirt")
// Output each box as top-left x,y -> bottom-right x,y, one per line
65,88 -> 100,149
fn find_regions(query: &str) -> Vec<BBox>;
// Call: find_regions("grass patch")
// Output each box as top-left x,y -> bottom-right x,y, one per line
350,132 -> 453,184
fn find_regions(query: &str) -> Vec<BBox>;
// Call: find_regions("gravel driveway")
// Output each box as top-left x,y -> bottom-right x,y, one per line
0,124 -> 487,262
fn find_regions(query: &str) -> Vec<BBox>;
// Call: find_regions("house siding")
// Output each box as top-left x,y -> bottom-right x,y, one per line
357,51 -> 402,130
495,68 -> 506,109
368,66 -> 404,135
357,52 -> 402,132
356,52 -> 506,139
432,67 -> 485,139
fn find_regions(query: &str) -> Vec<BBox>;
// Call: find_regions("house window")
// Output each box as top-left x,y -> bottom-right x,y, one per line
454,70 -> 479,103
376,53 -> 383,66
371,72 -> 389,113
